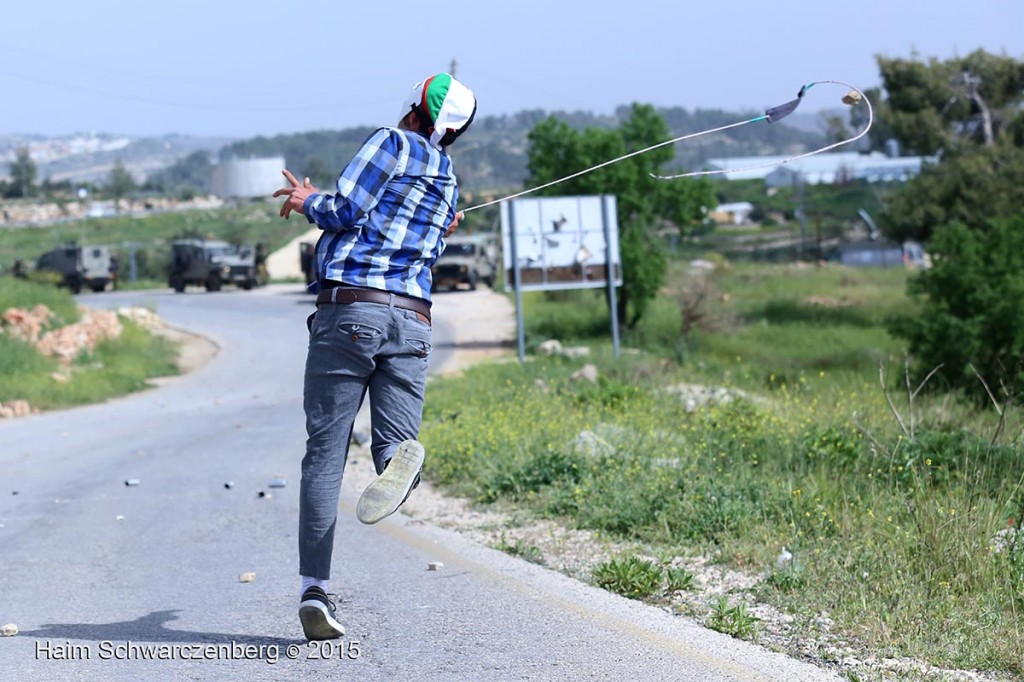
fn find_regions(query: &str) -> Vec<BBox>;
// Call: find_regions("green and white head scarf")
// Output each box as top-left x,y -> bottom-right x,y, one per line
399,73 -> 477,149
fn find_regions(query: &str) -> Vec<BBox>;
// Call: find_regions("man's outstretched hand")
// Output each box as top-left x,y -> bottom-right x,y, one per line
444,210 -> 464,238
273,169 -> 319,219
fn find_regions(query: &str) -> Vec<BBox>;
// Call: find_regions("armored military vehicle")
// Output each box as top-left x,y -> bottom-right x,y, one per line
431,234 -> 498,292
168,239 -> 261,293
35,245 -> 113,294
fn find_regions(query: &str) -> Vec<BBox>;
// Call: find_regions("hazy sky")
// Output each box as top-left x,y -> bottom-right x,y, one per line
3,1 -> 1022,138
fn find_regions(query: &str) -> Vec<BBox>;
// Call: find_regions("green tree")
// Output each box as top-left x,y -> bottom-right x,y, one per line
849,87 -> 892,151
883,143 -> 1024,243
7,147 -> 36,199
107,159 -> 136,211
892,214 -> 1024,399
303,156 -> 332,188
525,104 -> 714,328
823,115 -> 848,145
149,150 -> 212,195
876,50 -> 1024,243
876,49 -> 1024,155
877,50 -> 1024,397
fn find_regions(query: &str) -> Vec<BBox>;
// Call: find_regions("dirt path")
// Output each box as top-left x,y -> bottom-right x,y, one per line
428,287 -> 516,374
265,226 -> 320,280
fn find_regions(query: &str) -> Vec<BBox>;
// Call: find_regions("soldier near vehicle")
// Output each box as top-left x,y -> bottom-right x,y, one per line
168,238 -> 263,293
254,242 -> 269,286
299,242 -> 316,286
108,253 -> 121,291
34,244 -> 113,294
430,233 -> 498,291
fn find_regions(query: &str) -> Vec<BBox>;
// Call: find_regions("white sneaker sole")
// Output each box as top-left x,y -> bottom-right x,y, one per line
356,440 -> 424,525
299,600 -> 345,641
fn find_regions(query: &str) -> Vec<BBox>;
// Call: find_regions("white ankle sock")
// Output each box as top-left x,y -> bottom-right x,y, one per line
301,576 -> 328,597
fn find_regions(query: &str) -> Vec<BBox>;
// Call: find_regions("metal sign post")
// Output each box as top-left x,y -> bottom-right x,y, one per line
504,203 -> 527,362
601,196 -> 620,359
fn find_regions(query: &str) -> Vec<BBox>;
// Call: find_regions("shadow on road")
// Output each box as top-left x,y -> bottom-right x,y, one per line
20,610 -> 303,646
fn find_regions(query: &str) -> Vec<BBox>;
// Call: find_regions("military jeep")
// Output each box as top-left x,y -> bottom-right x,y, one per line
168,239 -> 261,293
35,244 -> 113,294
431,235 -> 498,292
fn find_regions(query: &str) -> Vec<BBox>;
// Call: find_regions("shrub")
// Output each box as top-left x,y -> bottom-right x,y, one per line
569,376 -> 644,410
494,535 -> 544,565
592,556 -> 663,600
0,277 -> 79,324
481,447 -> 584,503
706,595 -> 758,638
0,335 -> 59,402
666,566 -> 696,592
892,213 -> 1024,401
764,567 -> 806,593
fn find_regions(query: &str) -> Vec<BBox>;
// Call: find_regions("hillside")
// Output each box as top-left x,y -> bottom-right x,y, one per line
222,105 -> 828,193
2,105 -> 829,194
0,133 -> 231,185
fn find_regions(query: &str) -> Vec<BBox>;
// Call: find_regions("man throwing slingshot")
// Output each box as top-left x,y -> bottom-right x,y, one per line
273,72 -> 476,641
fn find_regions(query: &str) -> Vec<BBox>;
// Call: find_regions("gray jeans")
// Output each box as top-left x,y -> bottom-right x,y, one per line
299,298 -> 431,579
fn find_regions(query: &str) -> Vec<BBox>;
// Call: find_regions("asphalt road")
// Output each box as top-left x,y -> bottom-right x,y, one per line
0,284 -> 839,682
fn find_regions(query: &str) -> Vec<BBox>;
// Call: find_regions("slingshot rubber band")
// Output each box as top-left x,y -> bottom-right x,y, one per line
650,80 -> 873,181
461,79 -> 872,212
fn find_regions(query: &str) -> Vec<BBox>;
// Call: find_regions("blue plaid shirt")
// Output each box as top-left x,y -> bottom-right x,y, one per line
302,127 -> 459,302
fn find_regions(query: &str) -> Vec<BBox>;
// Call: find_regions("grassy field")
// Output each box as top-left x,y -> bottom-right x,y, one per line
420,260 -> 1024,678
0,202 -> 311,285
0,278 -> 180,409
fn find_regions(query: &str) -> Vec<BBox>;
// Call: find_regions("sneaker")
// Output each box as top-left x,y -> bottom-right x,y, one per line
356,439 -> 424,524
299,586 -> 345,641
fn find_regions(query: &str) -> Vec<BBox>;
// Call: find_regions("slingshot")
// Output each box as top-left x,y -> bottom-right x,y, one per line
462,80 -> 873,213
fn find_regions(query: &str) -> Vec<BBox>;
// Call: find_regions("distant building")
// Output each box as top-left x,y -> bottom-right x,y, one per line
702,151 -> 935,186
709,202 -> 754,225
86,201 -> 117,218
212,156 -> 285,199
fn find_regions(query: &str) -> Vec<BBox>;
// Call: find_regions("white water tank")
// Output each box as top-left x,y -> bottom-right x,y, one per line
212,156 -> 285,199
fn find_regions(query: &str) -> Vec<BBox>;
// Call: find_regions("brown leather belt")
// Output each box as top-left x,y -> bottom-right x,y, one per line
316,286 -> 431,324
